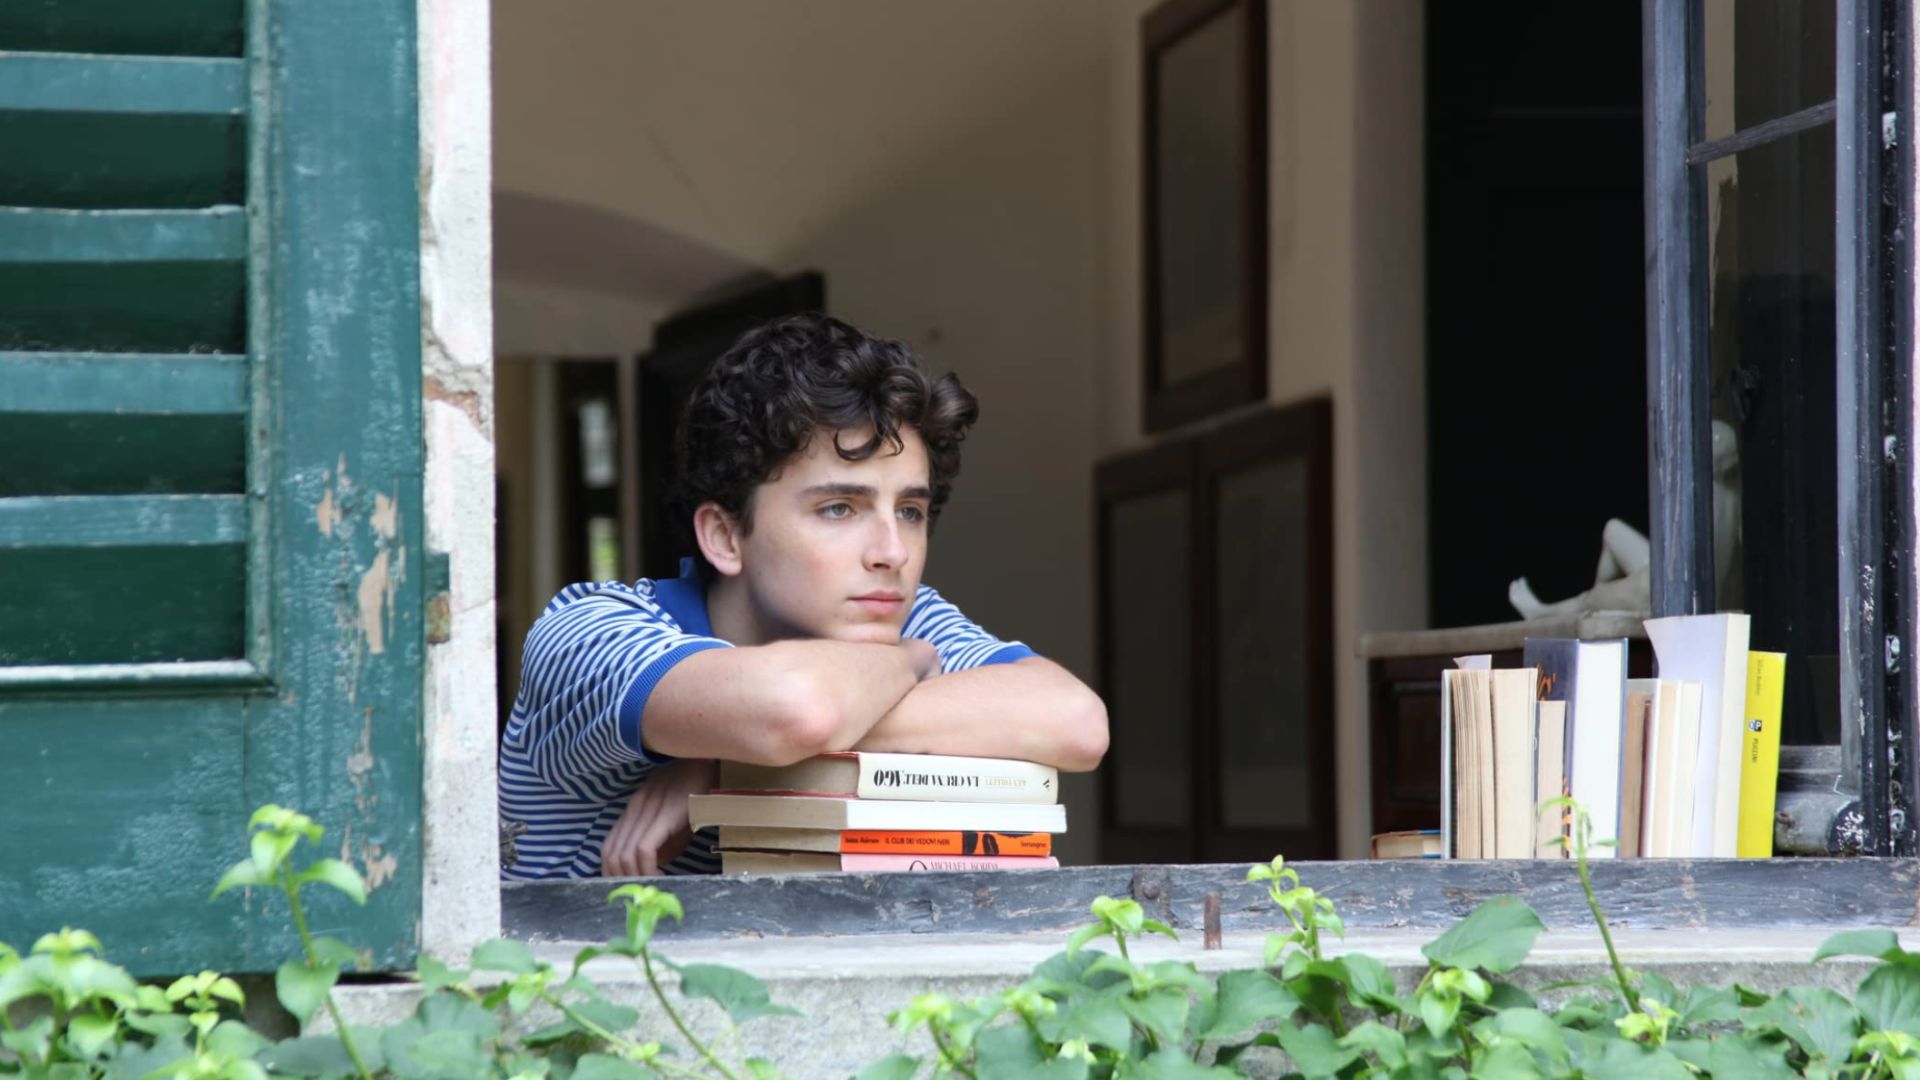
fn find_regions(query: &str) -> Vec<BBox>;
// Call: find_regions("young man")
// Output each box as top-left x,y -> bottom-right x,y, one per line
499,314 -> 1109,879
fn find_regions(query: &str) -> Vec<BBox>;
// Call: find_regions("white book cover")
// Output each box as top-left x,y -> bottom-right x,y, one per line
1644,614 -> 1752,857
1523,638 -> 1627,859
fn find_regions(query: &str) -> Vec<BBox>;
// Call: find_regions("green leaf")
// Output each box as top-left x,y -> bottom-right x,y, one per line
1751,987 -> 1862,1066
1705,1033 -> 1801,1080
1814,928 -> 1911,964
676,963 -> 801,1023
103,1033 -> 194,1080
1859,963 -> 1920,1036
308,936 -> 363,972
414,955 -> 468,994
571,1054 -> 653,1080
207,1019 -> 268,1060
974,1023 -> 1047,1079
1033,948 -> 1129,992
1119,987 -> 1190,1047
66,1013 -> 118,1058
252,828 -> 296,876
1,1014 -> 52,1061
1066,923 -> 1106,957
1273,1021 -> 1361,1077
1418,990 -> 1459,1036
297,860 -> 368,906
471,938 -> 539,975
414,992 -> 502,1039
211,860 -> 268,899
1331,954 -> 1403,1013
1197,969 -> 1299,1040
1566,1033 -> 1694,1080
1484,980 -> 1536,1012
1674,985 -> 1738,1029
276,961 -> 340,1026
1477,1007 -> 1565,1056
855,1053 -> 922,1080
393,1027 -> 492,1078
1128,1047 -> 1238,1078
1339,1019 -> 1406,1068
1420,897 -> 1545,974
1053,993 -> 1133,1051
123,1011 -> 192,1040
1472,1040 -> 1542,1080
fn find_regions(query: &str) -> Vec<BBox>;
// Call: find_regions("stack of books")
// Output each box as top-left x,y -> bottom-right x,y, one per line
1439,614 -> 1788,860
688,751 -> 1065,874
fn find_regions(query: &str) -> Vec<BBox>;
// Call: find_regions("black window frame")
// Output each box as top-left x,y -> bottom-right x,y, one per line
1643,0 -> 1917,854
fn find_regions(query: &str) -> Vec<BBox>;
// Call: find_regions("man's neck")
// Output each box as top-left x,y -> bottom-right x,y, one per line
704,575 -> 770,646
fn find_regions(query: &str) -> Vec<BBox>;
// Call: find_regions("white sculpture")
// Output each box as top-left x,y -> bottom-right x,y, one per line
1507,420 -> 1740,620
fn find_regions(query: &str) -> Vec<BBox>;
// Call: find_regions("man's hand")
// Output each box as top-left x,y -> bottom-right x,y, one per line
903,637 -> 941,682
599,758 -> 717,878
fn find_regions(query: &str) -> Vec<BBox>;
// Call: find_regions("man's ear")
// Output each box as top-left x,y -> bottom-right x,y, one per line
692,502 -> 745,577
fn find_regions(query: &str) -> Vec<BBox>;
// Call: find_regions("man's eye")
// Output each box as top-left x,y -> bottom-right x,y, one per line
820,503 -> 853,519
898,506 -> 927,523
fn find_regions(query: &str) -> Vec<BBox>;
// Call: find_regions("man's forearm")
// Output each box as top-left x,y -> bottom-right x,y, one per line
645,639 -> 923,765
853,658 -> 1110,772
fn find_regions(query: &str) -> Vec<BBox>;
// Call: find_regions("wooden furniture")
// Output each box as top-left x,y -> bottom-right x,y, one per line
1361,613 -> 1652,836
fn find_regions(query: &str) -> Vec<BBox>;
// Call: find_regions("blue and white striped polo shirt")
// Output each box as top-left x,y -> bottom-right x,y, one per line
499,564 -> 1037,879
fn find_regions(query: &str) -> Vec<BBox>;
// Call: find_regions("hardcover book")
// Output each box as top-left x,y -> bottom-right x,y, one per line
689,793 -> 1067,833
715,826 -> 1054,857
716,752 -> 1058,804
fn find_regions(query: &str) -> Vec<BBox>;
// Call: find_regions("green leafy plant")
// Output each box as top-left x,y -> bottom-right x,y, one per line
5,801 -> 1920,1078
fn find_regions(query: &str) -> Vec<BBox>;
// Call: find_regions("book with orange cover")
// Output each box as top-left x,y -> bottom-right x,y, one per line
716,825 -> 1052,857
722,851 -> 1060,874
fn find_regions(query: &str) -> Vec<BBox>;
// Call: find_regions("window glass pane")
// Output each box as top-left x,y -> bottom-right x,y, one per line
1107,489 -> 1192,830
1214,458 -> 1311,829
1705,123 -> 1839,746
1701,0 -> 1835,141
1154,5 -> 1246,384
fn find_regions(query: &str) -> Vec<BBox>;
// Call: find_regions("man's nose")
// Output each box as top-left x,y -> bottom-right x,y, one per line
865,517 -> 909,569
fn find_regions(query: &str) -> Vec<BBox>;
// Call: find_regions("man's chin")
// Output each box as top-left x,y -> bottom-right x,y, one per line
830,624 -> 905,646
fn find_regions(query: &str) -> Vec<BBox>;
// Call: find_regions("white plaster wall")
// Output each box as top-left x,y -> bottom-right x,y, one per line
420,0 -> 501,958
1098,0 -> 1427,859
493,0 -> 1109,863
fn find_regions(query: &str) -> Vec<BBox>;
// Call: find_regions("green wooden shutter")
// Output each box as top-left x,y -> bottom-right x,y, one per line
0,0 -> 425,975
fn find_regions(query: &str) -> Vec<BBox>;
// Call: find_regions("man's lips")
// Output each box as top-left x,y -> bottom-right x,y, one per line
851,594 -> 904,614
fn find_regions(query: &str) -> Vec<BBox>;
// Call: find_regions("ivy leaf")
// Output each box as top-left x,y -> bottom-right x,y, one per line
973,1023 -> 1047,1079
1675,985 -> 1739,1029
1476,1007 -> 1565,1058
276,961 -> 340,1027
1339,1019 -> 1406,1069
1126,1047 -> 1238,1078
572,997 -> 641,1037
1052,992 -> 1133,1051
855,1054 -> 921,1080
1473,1039 -> 1543,1080
571,1054 -> 656,1080
1033,949 -> 1128,992
1566,1033 -> 1694,1080
1119,987 -> 1190,1047
1196,969 -> 1299,1040
470,938 -> 538,976
1705,1033 -> 1801,1080
676,963 -> 800,1024
394,1028 -> 492,1078
1751,987 -> 1863,1067
414,955 -> 468,994
1331,954 -> 1404,1013
1420,897 -> 1545,974
66,1013 -> 118,1058
207,1018 -> 268,1060
1858,963 -> 1920,1036
1272,1021 -> 1361,1077
1815,929 -> 1916,965
415,992 -> 502,1039
1066,924 -> 1106,957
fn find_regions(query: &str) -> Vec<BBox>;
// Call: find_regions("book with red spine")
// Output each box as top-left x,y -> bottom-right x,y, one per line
715,826 -> 1054,857
715,751 -> 1058,804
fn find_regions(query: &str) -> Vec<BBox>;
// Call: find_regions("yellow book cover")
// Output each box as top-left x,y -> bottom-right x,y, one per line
1736,652 -> 1787,858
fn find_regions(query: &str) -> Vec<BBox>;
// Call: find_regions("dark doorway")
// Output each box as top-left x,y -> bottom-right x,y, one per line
635,272 -> 826,580
1426,6 -> 1648,628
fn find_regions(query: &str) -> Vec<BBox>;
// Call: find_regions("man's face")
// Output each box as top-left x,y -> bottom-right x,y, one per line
728,425 -> 932,644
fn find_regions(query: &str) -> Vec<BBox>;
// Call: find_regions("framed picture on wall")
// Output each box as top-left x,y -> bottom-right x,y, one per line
1141,0 -> 1268,433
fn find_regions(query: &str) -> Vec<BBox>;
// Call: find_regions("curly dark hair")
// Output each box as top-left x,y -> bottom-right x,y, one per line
672,313 -> 979,574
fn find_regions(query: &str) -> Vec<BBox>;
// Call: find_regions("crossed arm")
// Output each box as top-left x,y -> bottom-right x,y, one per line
597,640 -> 1109,876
